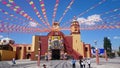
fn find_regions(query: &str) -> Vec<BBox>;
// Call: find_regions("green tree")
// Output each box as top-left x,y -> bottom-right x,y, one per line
119,46 -> 120,52
118,46 -> 120,57
103,37 -> 113,57
91,46 -> 95,49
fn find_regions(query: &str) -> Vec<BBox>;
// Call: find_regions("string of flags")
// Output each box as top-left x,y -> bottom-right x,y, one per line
100,8 -> 120,15
0,8 -> 28,25
0,0 -> 48,29
0,0 -> 119,33
39,0 -> 50,28
52,0 -> 59,24
61,14 -> 120,30
62,1 -> 120,27
26,0 -> 49,28
58,0 -> 74,23
77,0 -> 106,17
61,0 -> 106,28
0,21 -> 49,33
61,24 -> 120,31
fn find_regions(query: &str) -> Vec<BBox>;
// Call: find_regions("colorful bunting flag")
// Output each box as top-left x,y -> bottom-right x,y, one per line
59,0 -> 74,23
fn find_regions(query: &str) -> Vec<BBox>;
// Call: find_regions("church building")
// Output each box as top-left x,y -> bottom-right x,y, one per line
30,19 -> 91,60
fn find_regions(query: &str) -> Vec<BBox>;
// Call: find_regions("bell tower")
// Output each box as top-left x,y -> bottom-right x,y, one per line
70,18 -> 80,34
70,17 -> 85,58
70,18 -> 81,43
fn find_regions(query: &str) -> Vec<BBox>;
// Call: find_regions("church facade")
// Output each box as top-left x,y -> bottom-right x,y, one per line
30,19 -> 91,60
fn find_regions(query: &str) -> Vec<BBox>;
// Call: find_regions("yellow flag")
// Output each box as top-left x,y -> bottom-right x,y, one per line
29,1 -> 33,5
41,4 -> 44,7
9,0 -> 14,3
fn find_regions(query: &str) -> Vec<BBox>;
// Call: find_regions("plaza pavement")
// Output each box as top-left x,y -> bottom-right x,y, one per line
0,57 -> 120,68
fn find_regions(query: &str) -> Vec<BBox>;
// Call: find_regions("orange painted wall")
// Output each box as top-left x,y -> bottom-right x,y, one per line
85,44 -> 91,58
40,36 -> 48,55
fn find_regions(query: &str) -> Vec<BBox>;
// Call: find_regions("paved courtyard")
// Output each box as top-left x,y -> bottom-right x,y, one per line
0,57 -> 120,68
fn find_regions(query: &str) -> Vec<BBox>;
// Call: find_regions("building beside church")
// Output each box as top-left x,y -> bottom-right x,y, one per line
0,37 -> 32,61
0,38 -> 31,61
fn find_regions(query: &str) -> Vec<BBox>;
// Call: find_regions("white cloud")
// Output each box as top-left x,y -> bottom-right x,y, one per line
77,14 -> 102,25
113,36 -> 120,39
0,35 -> 3,39
77,17 -> 86,24
29,21 -> 38,27
107,37 -> 110,39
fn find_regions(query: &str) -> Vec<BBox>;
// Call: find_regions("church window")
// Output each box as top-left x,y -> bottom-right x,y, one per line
28,47 -> 31,50
85,47 -> 88,51
19,47 -> 22,50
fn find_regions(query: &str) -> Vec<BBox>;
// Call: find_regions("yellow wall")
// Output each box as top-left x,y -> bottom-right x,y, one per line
31,36 -> 40,60
13,47 -> 17,51
79,42 -> 85,58
17,47 -> 21,59
19,46 -> 24,60
72,34 -> 85,58
0,50 -> 16,61
0,51 -> 1,61
0,44 -> 32,61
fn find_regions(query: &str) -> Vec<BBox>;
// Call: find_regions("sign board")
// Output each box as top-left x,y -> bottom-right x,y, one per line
91,48 -> 105,55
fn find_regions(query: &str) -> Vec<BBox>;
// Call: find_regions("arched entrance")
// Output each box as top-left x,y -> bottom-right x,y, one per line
26,53 -> 31,59
52,49 -> 60,60
48,35 -> 64,60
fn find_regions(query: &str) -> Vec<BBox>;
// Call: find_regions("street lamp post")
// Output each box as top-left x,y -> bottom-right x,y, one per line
37,41 -> 41,66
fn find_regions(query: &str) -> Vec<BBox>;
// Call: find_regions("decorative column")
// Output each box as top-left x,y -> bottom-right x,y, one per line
37,40 -> 41,66
104,50 -> 108,61
37,48 -> 40,66
96,48 -> 99,65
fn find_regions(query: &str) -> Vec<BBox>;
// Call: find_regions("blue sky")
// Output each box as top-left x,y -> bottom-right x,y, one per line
0,0 -> 120,50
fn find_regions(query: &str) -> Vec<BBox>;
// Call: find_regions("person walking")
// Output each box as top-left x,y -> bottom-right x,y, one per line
43,64 -> 46,68
71,58 -> 76,68
83,59 -> 86,68
12,58 -> 16,66
79,59 -> 83,68
87,59 -> 91,68
45,53 -> 48,61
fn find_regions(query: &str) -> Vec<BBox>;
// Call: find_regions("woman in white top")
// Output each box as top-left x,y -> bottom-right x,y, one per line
87,59 -> 91,68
